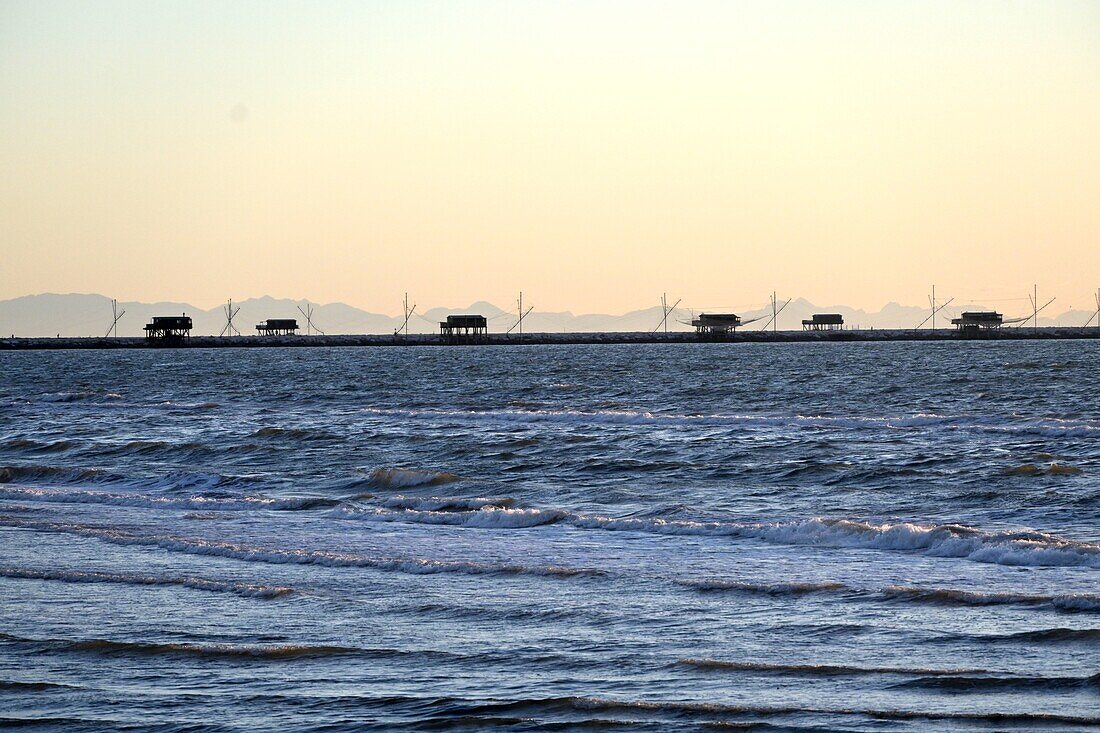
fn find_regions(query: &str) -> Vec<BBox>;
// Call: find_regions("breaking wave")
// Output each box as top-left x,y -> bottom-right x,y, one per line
331,490 -> 1100,571
335,505 -> 566,529
380,495 -> 517,511
571,515 -> 1100,569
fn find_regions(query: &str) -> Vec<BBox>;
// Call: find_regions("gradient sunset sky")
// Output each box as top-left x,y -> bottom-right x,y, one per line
2,1 -> 1097,314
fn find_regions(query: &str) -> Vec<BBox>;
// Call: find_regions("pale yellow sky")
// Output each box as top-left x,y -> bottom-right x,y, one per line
1,1 -> 1098,314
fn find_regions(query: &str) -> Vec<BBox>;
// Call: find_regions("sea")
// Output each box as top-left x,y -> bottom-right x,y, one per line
0,341 -> 1097,731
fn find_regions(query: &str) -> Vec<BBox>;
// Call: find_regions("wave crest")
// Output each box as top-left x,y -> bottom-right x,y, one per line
0,485 -> 337,512
0,518 -> 602,580
0,566 -> 294,599
366,468 -> 459,488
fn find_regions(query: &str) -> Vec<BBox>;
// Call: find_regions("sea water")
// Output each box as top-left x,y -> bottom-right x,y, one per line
1,341 -> 1097,731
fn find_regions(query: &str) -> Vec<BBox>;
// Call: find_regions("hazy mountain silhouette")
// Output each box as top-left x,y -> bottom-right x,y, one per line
0,293 -> 1093,338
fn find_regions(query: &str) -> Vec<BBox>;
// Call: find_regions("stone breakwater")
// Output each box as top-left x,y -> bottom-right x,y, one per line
3,327 -> 1100,349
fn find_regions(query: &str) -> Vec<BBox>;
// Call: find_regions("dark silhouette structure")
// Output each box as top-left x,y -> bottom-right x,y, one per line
440,314 -> 487,342
256,318 -> 299,336
144,315 -> 192,344
802,313 -> 844,331
692,313 -> 742,336
951,311 -> 1003,338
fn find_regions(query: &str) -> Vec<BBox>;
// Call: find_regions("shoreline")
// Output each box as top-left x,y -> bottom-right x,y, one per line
2,326 -> 1099,350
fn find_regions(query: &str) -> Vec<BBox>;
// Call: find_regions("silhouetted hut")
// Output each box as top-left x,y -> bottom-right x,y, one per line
951,311 -> 1003,338
144,315 -> 192,344
691,313 -> 742,336
802,313 -> 844,331
256,318 -> 299,336
440,314 -> 488,342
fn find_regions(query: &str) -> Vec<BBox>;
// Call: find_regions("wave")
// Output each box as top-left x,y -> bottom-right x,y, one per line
0,566 -> 294,599
0,517 -> 604,580
380,495 -> 516,511
335,505 -> 566,529
0,485 -> 338,512
339,489 -> 1100,570
437,695 -> 1100,727
360,406 -> 1100,438
935,627 -> 1100,645
6,462 -> 1097,573
0,679 -> 75,691
0,633 -> 360,660
365,467 -> 460,488
1006,463 -> 1084,477
883,586 -> 1100,612
679,580 -> 847,596
676,659 -> 987,677
893,673 -> 1100,693
252,427 -> 342,441
0,464 -> 268,493
99,440 -> 213,459
0,438 -> 77,454
37,390 -> 123,404
999,628 -> 1100,643
0,465 -> 122,486
678,579 -> 1100,613
572,515 -> 1100,569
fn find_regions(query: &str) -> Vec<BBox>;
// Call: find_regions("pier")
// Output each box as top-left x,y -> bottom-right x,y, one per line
5,326 -> 1100,350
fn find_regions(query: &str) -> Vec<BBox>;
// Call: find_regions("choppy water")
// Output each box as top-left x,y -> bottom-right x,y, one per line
1,342 -> 1097,732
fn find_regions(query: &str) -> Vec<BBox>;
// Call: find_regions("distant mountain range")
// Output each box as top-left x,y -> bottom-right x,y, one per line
0,293 -> 1095,338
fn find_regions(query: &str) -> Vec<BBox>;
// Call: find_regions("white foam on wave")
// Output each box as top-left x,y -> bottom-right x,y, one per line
38,391 -> 124,404
337,505 -> 566,529
340,490 -> 1100,570
1051,595 -> 1100,612
576,515 -> 1100,569
380,495 -> 516,511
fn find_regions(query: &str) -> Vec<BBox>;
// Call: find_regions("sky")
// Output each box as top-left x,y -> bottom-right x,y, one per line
1,1 -> 1098,315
